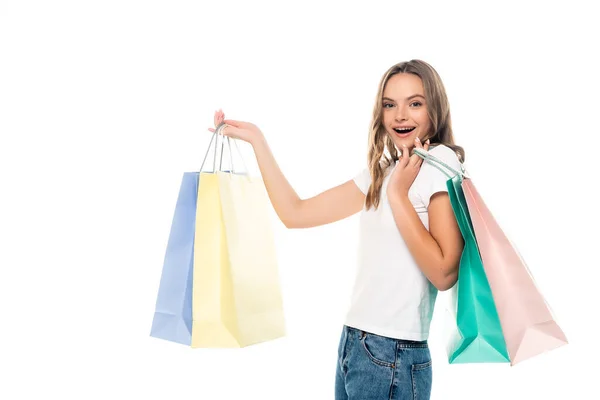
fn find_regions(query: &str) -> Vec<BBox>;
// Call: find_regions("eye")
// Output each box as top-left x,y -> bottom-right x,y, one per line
383,103 -> 394,108
410,101 -> 423,107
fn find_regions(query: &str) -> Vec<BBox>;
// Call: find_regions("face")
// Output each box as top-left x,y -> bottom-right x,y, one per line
382,73 -> 431,151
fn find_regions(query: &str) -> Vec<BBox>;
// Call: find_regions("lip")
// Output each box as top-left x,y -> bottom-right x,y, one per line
392,126 -> 416,138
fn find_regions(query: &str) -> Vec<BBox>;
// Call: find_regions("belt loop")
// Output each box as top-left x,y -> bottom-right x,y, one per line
360,330 -> 366,339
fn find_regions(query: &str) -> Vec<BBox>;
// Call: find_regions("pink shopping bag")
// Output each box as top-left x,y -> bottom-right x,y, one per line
462,179 -> 568,366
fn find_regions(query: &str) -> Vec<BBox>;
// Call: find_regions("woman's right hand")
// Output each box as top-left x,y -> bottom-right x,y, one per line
208,109 -> 264,146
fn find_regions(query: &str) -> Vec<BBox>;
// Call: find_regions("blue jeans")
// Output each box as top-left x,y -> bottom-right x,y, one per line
335,325 -> 433,400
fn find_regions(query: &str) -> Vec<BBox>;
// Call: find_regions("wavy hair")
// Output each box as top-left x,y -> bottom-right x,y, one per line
365,59 -> 465,210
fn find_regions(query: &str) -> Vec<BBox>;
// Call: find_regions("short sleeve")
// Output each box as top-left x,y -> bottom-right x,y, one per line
417,145 -> 462,209
353,167 -> 371,195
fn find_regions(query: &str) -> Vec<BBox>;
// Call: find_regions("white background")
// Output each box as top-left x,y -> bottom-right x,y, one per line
1,1 -> 598,399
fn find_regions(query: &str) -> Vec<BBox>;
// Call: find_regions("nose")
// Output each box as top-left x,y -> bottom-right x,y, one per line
395,105 -> 408,121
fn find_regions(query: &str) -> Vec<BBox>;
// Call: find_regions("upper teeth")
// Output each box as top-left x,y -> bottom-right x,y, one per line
395,127 -> 413,131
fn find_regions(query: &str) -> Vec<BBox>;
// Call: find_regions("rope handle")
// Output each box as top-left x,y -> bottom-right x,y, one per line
412,147 -> 470,180
198,122 -> 249,175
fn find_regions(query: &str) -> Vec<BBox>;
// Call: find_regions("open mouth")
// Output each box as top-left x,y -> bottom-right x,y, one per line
393,127 -> 416,135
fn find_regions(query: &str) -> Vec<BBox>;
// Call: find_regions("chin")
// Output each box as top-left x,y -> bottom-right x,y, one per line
391,136 -> 417,150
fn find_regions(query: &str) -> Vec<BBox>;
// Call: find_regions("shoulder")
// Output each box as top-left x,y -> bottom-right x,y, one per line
353,166 -> 371,195
414,144 -> 462,206
428,144 -> 460,161
416,144 -> 463,187
424,144 -> 462,172
355,159 -> 395,177
353,160 -> 394,194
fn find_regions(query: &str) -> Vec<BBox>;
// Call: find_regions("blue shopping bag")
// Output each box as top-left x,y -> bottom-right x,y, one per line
150,172 -> 199,345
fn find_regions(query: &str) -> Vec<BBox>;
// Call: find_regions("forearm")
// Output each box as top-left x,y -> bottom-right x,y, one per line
250,135 -> 301,226
388,194 -> 453,289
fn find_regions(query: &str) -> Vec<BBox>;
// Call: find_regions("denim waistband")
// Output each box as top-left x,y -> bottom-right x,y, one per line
344,325 -> 428,347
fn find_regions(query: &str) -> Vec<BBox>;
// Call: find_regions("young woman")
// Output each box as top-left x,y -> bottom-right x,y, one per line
209,59 -> 466,400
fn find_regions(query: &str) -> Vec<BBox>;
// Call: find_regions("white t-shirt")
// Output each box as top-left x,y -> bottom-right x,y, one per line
344,144 -> 462,341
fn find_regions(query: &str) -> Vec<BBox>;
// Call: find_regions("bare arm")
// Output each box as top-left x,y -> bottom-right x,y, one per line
211,114 -> 364,229
388,191 -> 463,291
251,135 -> 365,229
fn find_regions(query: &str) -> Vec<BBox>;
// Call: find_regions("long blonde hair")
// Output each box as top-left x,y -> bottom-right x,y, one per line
365,59 -> 465,210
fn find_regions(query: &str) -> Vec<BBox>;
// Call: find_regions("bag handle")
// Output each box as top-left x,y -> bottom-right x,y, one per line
413,147 -> 469,179
198,122 -> 249,174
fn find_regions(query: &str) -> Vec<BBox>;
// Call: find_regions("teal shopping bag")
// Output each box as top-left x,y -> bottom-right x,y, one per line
414,147 -> 509,364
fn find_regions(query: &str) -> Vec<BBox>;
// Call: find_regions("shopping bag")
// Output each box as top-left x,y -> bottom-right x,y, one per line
414,147 -> 509,364
462,179 -> 568,366
191,127 -> 286,348
149,172 -> 198,345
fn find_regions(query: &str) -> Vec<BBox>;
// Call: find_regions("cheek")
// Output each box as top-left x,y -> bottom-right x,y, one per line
382,111 -> 392,124
414,114 -> 431,134
414,109 -> 429,125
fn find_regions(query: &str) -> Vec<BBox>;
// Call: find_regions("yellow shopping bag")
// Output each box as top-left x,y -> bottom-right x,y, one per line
191,128 -> 286,348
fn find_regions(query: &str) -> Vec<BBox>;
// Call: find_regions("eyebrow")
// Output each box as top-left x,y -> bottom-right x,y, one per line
382,94 -> 425,102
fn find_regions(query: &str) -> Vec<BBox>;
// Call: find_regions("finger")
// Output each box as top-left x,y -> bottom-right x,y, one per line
409,144 -> 422,165
408,153 -> 421,168
208,128 -> 215,133
399,145 -> 410,166
424,139 -> 430,151
415,158 -> 424,170
412,138 -> 424,165
221,125 -> 239,137
223,119 -> 242,128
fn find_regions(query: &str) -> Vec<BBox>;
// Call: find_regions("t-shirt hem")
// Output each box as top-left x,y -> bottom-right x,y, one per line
352,177 -> 368,195
343,319 -> 430,341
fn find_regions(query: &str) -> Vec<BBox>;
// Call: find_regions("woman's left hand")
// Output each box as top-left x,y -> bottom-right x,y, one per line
387,137 -> 430,200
